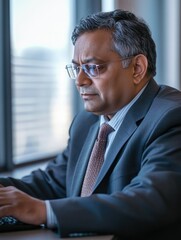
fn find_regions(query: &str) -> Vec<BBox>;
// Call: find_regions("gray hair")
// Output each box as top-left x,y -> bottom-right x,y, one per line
71,9 -> 156,77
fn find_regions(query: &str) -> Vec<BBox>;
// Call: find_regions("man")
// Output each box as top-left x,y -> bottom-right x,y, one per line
0,9 -> 181,239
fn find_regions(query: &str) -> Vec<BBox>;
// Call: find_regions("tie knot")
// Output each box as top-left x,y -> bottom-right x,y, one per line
98,123 -> 114,141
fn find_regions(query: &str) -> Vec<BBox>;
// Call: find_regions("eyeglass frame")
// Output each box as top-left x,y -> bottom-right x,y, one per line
65,56 -> 134,80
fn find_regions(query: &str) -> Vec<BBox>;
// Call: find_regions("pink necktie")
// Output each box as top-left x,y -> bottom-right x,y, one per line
81,123 -> 113,197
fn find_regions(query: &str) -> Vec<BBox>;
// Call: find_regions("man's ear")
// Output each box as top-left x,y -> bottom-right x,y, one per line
132,54 -> 148,84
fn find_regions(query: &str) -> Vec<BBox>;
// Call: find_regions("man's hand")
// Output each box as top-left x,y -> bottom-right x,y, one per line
0,186 -> 46,225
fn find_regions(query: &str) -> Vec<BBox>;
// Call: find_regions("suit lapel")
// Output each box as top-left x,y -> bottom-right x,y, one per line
94,111 -> 139,190
70,121 -> 99,196
94,79 -> 160,191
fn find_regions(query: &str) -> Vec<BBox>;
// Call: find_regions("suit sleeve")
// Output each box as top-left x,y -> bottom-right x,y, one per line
0,149 -> 69,199
0,111 -> 94,199
0,111 -> 96,200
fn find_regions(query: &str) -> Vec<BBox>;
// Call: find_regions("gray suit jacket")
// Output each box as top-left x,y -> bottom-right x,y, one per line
1,79 -> 181,239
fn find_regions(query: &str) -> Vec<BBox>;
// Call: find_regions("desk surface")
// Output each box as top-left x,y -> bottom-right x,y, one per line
0,229 -> 114,240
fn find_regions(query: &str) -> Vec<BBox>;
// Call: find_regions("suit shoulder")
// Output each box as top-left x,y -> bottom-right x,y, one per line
148,85 -> 181,124
158,85 -> 181,102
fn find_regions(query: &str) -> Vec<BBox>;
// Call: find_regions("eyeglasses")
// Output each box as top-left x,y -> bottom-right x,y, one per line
65,56 -> 134,80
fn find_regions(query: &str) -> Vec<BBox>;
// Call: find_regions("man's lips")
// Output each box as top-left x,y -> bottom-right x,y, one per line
81,93 -> 97,99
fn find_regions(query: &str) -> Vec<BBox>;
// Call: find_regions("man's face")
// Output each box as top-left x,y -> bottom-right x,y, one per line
73,29 -> 138,118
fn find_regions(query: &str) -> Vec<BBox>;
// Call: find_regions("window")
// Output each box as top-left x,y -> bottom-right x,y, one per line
10,0 -> 73,164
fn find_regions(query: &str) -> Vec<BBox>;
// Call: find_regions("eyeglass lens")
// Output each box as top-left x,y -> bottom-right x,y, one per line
66,64 -> 99,79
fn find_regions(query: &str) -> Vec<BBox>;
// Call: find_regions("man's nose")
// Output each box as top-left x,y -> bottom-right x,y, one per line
75,70 -> 92,86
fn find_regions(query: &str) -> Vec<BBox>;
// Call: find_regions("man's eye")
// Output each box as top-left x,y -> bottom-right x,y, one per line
88,65 -> 97,70
87,65 -> 97,76
84,65 -> 96,70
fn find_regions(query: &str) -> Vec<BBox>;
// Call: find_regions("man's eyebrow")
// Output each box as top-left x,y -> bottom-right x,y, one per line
71,58 -> 100,64
71,60 -> 78,64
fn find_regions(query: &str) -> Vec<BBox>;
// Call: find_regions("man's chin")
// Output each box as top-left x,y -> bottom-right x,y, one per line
84,106 -> 102,116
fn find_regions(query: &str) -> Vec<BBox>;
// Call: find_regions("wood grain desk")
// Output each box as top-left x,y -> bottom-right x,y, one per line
0,229 -> 114,240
